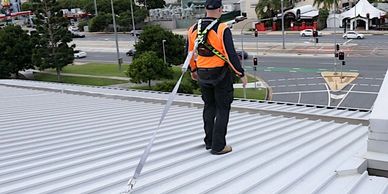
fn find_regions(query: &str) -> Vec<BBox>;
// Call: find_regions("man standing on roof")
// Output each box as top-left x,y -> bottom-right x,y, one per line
187,0 -> 247,155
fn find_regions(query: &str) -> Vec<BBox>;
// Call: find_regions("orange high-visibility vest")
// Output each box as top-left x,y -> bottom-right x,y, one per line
187,21 -> 243,77
188,22 -> 228,70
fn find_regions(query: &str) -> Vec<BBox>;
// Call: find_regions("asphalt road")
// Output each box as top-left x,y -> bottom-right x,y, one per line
75,33 -> 388,109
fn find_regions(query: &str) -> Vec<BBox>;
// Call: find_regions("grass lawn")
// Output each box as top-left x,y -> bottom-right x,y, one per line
46,63 -> 129,77
33,73 -> 128,86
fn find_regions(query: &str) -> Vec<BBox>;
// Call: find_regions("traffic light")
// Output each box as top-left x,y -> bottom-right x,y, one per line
296,9 -> 301,20
253,57 -> 258,66
335,52 -> 339,58
338,51 -> 345,60
254,30 -> 258,37
342,61 -> 346,66
336,44 -> 340,51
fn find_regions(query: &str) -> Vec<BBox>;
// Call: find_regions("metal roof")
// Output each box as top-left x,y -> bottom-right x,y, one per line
0,80 -> 371,121
0,81 -> 386,194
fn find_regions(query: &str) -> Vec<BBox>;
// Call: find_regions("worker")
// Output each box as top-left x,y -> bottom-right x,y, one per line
187,0 -> 247,155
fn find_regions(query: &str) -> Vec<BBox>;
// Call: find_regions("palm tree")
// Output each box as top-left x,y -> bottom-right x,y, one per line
255,0 -> 292,19
313,0 -> 340,10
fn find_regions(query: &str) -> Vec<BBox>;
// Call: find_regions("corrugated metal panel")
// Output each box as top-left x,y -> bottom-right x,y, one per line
0,84 -> 386,194
0,80 -> 371,120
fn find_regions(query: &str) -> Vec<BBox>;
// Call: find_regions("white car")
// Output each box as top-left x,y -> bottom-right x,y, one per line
68,25 -> 79,32
300,29 -> 322,37
343,31 -> 364,39
74,50 -> 87,58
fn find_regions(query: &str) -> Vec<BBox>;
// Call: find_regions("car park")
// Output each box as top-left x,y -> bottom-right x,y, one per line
74,50 -> 87,58
343,31 -> 365,39
300,29 -> 322,37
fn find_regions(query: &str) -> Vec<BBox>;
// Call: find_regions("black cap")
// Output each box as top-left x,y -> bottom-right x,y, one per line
205,0 -> 222,10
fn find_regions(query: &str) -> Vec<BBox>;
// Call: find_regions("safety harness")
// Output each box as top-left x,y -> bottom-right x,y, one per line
196,19 -> 229,62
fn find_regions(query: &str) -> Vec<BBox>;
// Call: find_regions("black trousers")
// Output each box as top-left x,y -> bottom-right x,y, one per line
198,69 -> 234,152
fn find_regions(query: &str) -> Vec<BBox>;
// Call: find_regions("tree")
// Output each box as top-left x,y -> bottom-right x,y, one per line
127,51 -> 172,88
135,25 -> 185,65
255,0 -> 292,19
136,0 -> 165,9
31,0 -> 74,81
0,25 -> 33,79
313,0 -> 340,10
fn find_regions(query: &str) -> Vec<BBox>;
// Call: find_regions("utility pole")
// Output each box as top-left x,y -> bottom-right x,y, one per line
94,0 -> 98,16
281,0 -> 285,49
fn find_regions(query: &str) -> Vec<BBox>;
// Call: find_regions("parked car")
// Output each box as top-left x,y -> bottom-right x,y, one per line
236,50 -> 248,59
300,29 -> 322,37
126,48 -> 136,56
68,25 -> 79,32
71,31 -> 85,38
129,30 -> 142,36
74,50 -> 87,58
343,31 -> 364,39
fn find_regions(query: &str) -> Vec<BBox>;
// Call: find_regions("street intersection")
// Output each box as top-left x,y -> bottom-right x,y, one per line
73,32 -> 388,110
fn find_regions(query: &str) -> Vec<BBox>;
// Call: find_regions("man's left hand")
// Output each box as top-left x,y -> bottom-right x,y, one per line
191,71 -> 198,81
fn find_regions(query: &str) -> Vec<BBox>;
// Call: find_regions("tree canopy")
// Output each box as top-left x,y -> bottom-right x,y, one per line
135,25 -> 185,65
0,25 -> 33,78
313,0 -> 340,10
127,51 -> 173,87
255,0 -> 292,19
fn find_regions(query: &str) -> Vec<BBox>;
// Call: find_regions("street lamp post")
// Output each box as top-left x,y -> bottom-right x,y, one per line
281,0 -> 285,49
110,0 -> 122,71
162,39 -> 167,64
130,0 -> 137,43
240,21 -> 254,68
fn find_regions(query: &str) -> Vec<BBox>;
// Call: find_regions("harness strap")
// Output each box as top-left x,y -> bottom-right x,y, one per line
196,19 -> 228,62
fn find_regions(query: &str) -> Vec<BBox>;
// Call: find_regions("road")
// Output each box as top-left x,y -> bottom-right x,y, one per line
74,33 -> 388,109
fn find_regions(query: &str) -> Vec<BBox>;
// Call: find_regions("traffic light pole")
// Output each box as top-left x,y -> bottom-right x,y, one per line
334,5 -> 337,75
255,30 -> 259,89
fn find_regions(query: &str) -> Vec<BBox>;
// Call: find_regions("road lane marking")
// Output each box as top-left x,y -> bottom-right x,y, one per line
268,80 -> 276,82
365,77 -> 373,80
272,90 -> 328,95
337,84 -> 356,108
325,83 -> 331,106
308,84 -> 317,86
289,71 -> 297,73
359,84 -> 369,86
278,79 -> 286,81
278,85 -> 286,87
371,85 -> 380,87
350,69 -> 359,72
289,85 -> 297,87
298,92 -> 302,104
307,77 -> 314,80
299,84 -> 307,86
297,78 -> 305,80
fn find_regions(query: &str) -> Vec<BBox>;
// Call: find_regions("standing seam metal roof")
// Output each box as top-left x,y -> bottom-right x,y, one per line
0,81 -> 386,194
